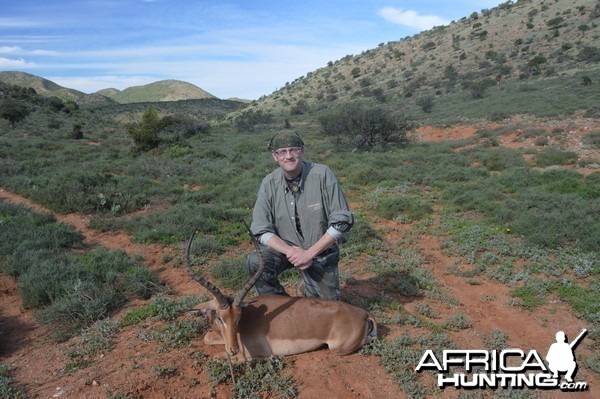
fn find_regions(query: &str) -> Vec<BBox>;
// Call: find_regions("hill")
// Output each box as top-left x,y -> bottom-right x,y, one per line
0,71 -> 87,103
0,73 -> 219,105
247,0 -> 600,122
97,80 -> 217,104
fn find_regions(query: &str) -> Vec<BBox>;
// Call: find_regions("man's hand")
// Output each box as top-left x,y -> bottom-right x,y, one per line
286,246 -> 313,270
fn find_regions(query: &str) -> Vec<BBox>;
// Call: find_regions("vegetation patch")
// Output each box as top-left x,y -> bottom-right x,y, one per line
207,356 -> 297,399
0,203 -> 165,341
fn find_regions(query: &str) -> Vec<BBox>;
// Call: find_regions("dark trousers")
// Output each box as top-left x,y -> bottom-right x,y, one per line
246,245 -> 340,300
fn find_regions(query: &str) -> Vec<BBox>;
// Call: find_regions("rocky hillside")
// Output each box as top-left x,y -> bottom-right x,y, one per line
247,0 -> 600,117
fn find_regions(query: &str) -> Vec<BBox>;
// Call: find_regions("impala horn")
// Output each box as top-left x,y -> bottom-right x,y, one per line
184,224 -> 230,309
232,220 -> 265,307
184,221 -> 266,309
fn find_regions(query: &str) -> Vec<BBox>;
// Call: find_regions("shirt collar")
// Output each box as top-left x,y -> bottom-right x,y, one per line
280,162 -> 306,193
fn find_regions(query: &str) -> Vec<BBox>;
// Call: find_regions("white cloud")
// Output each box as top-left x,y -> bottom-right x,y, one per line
31,49 -> 59,56
0,57 -> 32,68
0,46 -> 58,56
0,17 -> 47,28
0,46 -> 24,54
378,7 -> 449,31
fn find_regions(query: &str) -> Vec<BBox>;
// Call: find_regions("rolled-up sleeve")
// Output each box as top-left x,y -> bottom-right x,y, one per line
323,168 -> 354,243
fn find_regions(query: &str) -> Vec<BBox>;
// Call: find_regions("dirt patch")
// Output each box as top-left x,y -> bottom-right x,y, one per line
0,118 -> 598,398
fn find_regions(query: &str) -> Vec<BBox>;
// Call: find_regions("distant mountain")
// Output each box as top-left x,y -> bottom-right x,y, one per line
0,72 -> 220,105
97,80 -> 217,104
0,71 -> 87,103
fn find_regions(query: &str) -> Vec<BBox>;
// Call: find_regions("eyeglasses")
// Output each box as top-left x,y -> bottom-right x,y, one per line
273,147 -> 303,158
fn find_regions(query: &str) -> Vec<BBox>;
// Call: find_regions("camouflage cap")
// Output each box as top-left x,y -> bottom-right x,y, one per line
268,131 -> 304,151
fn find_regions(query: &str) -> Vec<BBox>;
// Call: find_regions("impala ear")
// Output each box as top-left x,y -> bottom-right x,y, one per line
187,300 -> 218,316
187,309 -> 210,316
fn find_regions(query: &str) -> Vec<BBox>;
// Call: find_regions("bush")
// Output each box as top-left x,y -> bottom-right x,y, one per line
534,147 -> 578,167
127,108 -> 161,151
32,248 -> 164,340
463,146 -> 526,171
72,124 -> 84,139
319,102 -> 410,150
159,114 -> 209,140
511,190 -> 599,251
578,46 -> 600,63
583,130 -> 600,148
0,365 -> 28,399
1,204 -> 166,340
374,194 -> 432,222
207,357 -> 297,398
463,79 -> 496,99
290,100 -> 309,115
233,109 -> 273,132
0,203 -> 84,277
29,171 -> 149,214
445,166 -> 600,251
416,95 -> 435,113
0,99 -> 29,128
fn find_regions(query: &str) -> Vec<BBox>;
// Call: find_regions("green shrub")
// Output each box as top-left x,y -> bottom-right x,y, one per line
443,312 -> 472,331
125,202 -> 248,246
416,95 -> 435,113
463,146 -> 527,171
510,190 -> 599,251
127,108 -> 161,151
0,203 -> 84,277
510,278 -> 552,309
0,365 -> 28,399
209,256 -> 248,292
0,99 -> 29,128
139,319 -> 208,351
63,318 -> 120,372
374,194 -> 432,222
342,219 -> 382,258
28,171 -> 149,214
0,207 -> 166,341
319,101 -> 410,150
534,147 -> 578,167
556,279 -> 600,324
463,78 -> 496,99
484,329 -> 509,351
363,333 -> 455,397
29,248 -> 164,340
583,130 -> 600,148
233,109 -> 273,132
207,357 -> 297,398
120,295 -> 202,326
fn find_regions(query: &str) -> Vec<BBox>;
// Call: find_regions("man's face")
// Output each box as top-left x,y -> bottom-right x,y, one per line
272,146 -> 304,177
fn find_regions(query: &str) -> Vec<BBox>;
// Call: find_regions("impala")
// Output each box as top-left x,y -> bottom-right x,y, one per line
184,225 -> 377,361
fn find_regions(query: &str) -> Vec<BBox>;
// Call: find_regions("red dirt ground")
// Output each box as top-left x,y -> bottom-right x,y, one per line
0,117 -> 598,399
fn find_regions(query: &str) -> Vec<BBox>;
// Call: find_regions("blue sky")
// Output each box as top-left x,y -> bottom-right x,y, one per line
1,0 -> 505,100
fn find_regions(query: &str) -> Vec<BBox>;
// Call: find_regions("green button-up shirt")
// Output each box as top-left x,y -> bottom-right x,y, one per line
250,161 -> 353,249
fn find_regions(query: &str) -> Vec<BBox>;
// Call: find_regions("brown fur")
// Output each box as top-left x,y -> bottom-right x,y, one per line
194,294 -> 377,361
